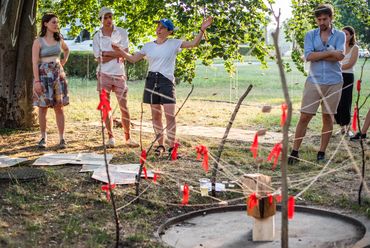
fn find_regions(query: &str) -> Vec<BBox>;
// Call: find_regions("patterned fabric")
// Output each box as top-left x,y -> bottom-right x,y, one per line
33,62 -> 69,108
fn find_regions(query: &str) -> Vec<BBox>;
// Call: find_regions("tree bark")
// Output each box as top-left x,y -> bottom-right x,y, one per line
0,0 -> 37,129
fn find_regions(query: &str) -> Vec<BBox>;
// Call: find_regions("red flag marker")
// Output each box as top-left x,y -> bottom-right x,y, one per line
268,194 -> 273,206
140,150 -> 146,164
267,143 -> 282,171
172,142 -> 180,162
250,132 -> 259,158
195,145 -> 209,172
181,184 -> 189,205
281,102 -> 287,126
357,79 -> 361,91
248,193 -> 258,213
276,195 -> 282,202
101,183 -> 116,200
97,89 -> 111,122
353,108 -> 357,131
288,196 -> 295,219
143,166 -> 147,179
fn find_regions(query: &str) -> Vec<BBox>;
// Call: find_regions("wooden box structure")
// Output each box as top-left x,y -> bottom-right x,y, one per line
242,173 -> 276,241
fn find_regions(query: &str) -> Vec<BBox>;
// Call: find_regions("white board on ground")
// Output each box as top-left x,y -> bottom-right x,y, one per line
91,164 -> 155,184
33,153 -> 113,166
0,156 -> 28,168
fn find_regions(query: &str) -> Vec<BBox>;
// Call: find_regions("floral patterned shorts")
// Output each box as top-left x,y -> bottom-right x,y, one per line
33,62 -> 69,108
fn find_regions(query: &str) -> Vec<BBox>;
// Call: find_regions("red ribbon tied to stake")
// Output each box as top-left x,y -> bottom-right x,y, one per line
101,183 -> 116,200
276,195 -> 282,202
153,168 -> 161,182
353,108 -> 358,131
181,184 -> 189,205
172,142 -> 180,162
267,143 -> 282,171
250,132 -> 259,159
268,193 -> 273,206
97,89 -> 111,122
357,79 -> 361,91
140,150 -> 146,164
288,196 -> 295,219
248,192 -> 258,213
195,145 -> 209,172
281,102 -> 287,126
143,166 -> 147,180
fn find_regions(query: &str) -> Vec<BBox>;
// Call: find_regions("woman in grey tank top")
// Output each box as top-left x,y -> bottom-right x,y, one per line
32,13 -> 70,149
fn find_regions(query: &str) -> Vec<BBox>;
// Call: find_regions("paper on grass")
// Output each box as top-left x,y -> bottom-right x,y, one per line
0,156 -> 28,168
33,153 -> 113,166
91,164 -> 155,184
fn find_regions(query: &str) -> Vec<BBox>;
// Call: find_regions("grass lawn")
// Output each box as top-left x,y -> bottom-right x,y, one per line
0,57 -> 370,247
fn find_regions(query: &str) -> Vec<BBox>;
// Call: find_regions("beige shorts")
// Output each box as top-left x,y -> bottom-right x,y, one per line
96,72 -> 128,96
301,80 -> 343,115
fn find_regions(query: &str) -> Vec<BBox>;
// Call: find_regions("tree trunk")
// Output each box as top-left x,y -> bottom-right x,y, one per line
0,0 -> 37,129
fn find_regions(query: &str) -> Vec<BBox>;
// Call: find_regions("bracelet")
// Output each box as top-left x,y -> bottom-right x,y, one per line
200,28 -> 205,33
200,28 -> 206,39
34,80 -> 40,83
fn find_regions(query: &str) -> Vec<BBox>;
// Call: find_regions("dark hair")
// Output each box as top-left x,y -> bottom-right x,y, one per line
314,4 -> 334,18
39,13 -> 62,41
343,26 -> 356,46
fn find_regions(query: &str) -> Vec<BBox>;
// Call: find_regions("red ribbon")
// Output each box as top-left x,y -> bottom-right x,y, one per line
357,79 -> 361,91
353,108 -> 357,131
268,194 -> 273,206
250,132 -> 259,158
143,166 -> 147,179
153,168 -> 161,182
172,142 -> 180,162
248,193 -> 258,213
195,145 -> 209,172
288,196 -> 295,219
97,89 -> 111,122
276,195 -> 282,202
101,183 -> 116,200
181,184 -> 189,205
140,150 -> 146,164
267,143 -> 282,171
281,102 -> 287,126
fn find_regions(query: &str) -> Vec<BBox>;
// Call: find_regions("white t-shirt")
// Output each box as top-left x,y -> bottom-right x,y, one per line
93,26 -> 129,75
139,39 -> 183,82
342,44 -> 359,74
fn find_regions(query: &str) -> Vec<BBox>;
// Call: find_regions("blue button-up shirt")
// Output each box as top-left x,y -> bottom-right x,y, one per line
305,27 -> 345,85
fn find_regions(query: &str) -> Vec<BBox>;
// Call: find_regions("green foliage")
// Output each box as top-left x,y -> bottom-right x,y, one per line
62,51 -> 148,80
38,0 -> 272,84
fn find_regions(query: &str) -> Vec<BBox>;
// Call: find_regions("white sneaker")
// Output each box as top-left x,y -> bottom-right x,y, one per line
125,138 -> 139,147
346,131 -> 354,137
106,138 -> 115,148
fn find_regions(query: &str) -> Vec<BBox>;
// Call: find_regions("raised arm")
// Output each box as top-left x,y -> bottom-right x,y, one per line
181,17 -> 212,49
111,45 -> 145,63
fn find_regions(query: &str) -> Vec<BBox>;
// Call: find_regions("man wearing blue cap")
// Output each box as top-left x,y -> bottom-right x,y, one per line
112,16 -> 212,157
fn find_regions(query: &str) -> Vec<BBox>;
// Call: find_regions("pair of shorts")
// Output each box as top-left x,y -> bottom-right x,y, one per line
143,72 -> 176,104
96,72 -> 128,97
301,80 -> 343,115
33,62 -> 69,108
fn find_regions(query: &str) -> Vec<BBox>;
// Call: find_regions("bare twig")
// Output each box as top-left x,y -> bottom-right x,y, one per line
270,6 -> 292,248
210,85 -> 253,197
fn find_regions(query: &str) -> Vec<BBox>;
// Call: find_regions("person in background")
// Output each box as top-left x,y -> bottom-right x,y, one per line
93,7 -> 139,148
334,26 -> 359,136
288,4 -> 345,164
350,108 -> 370,140
32,13 -> 70,149
112,17 -> 212,156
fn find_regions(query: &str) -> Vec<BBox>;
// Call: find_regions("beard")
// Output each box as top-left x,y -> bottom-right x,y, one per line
320,25 -> 328,31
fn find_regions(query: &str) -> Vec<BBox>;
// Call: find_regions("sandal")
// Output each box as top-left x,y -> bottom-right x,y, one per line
154,145 -> 165,156
168,147 -> 182,159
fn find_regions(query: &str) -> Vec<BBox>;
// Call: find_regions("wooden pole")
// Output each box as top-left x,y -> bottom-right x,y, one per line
211,85 -> 253,196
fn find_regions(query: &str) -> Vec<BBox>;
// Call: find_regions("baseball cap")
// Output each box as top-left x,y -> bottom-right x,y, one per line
154,18 -> 174,31
99,7 -> 113,19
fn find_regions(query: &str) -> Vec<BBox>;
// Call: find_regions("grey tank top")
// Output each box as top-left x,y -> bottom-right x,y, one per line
38,37 -> 62,58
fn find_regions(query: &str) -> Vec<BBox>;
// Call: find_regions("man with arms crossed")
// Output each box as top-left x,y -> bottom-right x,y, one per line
288,4 -> 345,164
93,7 -> 139,148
